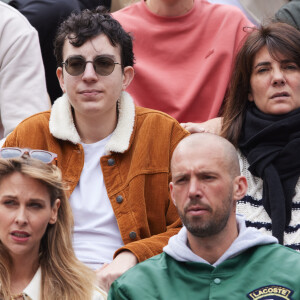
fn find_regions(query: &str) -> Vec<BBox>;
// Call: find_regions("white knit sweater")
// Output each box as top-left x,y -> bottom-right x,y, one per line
236,150 -> 300,251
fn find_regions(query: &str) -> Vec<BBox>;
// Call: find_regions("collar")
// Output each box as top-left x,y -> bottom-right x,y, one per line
49,91 -> 135,154
23,267 -> 41,300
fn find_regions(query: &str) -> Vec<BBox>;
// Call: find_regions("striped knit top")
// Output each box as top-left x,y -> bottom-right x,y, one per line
236,151 -> 300,251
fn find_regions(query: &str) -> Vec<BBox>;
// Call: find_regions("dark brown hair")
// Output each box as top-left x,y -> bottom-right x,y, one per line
54,6 -> 135,70
221,22 -> 300,146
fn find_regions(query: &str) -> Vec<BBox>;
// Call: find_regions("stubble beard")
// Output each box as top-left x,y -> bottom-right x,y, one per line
179,192 -> 233,238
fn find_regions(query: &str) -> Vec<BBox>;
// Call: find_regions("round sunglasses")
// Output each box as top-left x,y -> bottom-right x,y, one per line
62,55 -> 122,76
0,148 -> 57,164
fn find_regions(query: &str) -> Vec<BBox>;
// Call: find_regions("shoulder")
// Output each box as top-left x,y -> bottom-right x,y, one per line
5,111 -> 51,147
134,106 -> 190,144
135,106 -> 182,123
0,2 -> 35,33
113,1 -> 142,19
16,111 -> 50,128
275,1 -> 300,29
254,243 -> 300,262
201,0 -> 247,16
0,2 -> 39,57
10,0 -> 80,15
109,253 -> 186,299
200,0 -> 253,33
113,253 -> 168,286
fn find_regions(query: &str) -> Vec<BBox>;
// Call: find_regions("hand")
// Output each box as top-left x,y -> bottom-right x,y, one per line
95,251 -> 138,292
181,117 -> 222,135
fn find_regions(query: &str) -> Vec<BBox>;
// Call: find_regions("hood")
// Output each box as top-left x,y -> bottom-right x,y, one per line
163,214 -> 278,266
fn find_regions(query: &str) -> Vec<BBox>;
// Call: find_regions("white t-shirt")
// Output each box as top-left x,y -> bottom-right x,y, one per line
70,135 -> 124,270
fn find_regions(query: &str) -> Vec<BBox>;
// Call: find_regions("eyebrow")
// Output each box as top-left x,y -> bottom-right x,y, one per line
253,61 -> 270,69
254,59 -> 295,69
28,198 -> 47,203
0,195 -> 17,199
172,173 -> 188,180
172,170 -> 218,180
67,54 -> 117,60
0,195 -> 47,203
98,54 -> 116,59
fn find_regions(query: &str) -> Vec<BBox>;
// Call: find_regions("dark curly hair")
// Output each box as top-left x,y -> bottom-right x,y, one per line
54,6 -> 135,70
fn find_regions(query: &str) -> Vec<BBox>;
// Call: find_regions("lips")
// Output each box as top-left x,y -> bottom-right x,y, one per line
79,89 -> 102,95
11,231 -> 30,238
270,92 -> 290,99
186,205 -> 209,215
11,231 -> 30,242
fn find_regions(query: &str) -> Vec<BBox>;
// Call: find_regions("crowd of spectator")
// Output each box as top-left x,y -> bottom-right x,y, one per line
1,0 -> 300,299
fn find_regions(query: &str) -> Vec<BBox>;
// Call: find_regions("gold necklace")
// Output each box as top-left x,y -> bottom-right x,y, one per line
10,293 -> 25,300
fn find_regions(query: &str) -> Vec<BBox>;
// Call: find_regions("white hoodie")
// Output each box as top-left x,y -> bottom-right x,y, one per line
164,214 -> 278,266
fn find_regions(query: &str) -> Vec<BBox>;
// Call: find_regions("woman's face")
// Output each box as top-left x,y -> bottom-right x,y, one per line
248,46 -> 300,115
0,172 -> 60,260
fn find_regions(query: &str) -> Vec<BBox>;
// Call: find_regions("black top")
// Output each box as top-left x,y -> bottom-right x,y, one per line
275,0 -> 300,30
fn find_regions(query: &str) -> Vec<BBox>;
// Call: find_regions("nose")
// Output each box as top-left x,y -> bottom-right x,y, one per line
82,61 -> 98,82
188,177 -> 202,199
15,207 -> 28,226
272,67 -> 286,86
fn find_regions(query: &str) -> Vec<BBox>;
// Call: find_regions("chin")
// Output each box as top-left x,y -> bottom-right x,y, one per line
268,105 -> 295,115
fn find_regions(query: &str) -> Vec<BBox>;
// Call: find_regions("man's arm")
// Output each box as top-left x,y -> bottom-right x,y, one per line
96,215 -> 181,292
96,251 -> 138,293
0,5 -> 49,137
96,121 -> 188,292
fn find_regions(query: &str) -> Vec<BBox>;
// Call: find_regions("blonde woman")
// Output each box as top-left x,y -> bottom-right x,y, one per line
0,148 -> 106,300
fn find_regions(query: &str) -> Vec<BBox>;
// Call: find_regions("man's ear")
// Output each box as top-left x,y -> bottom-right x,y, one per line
233,176 -> 247,201
56,67 -> 66,93
122,66 -> 134,91
169,182 -> 177,207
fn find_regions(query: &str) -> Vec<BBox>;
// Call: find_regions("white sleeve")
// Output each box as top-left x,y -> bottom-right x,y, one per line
0,3 -> 50,138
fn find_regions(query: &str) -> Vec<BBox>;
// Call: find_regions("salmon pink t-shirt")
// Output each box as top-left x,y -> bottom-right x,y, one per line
113,0 -> 253,122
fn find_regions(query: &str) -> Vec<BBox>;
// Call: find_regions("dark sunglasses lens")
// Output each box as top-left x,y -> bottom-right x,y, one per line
30,151 -> 53,163
66,57 -> 85,76
94,57 -> 115,76
0,148 -> 22,159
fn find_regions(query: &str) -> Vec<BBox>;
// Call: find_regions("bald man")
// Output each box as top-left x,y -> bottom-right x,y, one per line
109,133 -> 300,300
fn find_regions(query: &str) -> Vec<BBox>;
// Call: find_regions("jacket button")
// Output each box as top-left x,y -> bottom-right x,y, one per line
129,231 -> 137,240
108,158 -> 115,166
214,278 -> 221,285
116,195 -> 123,203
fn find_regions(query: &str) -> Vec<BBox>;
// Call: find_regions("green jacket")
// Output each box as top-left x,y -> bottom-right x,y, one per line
109,244 -> 300,299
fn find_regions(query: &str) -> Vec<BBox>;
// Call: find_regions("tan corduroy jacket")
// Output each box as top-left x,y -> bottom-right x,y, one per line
4,92 -> 189,262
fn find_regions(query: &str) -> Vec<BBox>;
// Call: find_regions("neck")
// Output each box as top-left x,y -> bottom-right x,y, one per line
10,253 -> 39,295
188,217 -> 239,264
145,0 -> 194,16
74,106 -> 118,144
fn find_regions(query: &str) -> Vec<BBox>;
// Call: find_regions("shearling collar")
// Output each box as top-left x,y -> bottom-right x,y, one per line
49,91 -> 135,154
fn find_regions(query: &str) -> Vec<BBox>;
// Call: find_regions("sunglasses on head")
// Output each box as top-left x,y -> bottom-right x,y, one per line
62,55 -> 122,76
0,148 -> 57,164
